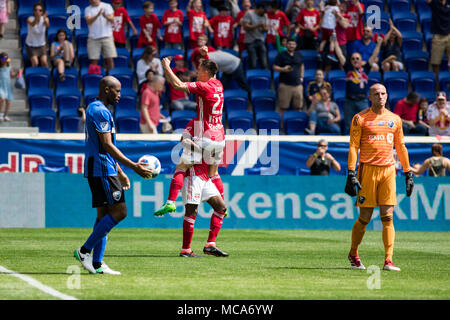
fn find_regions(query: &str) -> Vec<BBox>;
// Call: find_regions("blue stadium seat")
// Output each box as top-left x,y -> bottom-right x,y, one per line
84,87 -> 98,105
70,0 -> 91,8
439,71 -> 450,92
109,68 -> 134,89
392,12 -> 417,34
224,89 -> 248,112
388,91 -> 406,112
411,71 -> 436,101
132,48 -> 146,69
283,111 -> 308,135
383,71 -> 409,96
30,108 -> 57,133
159,48 -> 184,60
52,66 -> 78,82
28,89 -> 53,111
55,74 -> 79,92
273,71 -> 280,90
157,110 -> 169,133
327,70 -> 346,100
37,164 -> 70,172
80,66 -> 105,81
25,67 -> 50,90
115,109 -> 140,133
171,110 -> 196,130
227,110 -> 253,132
246,69 -> 271,90
366,12 -> 390,35
404,51 -> 429,72
365,0 -> 384,10
17,0 -> 35,21
402,31 -> 423,54
45,0 -> 68,15
268,50 -> 279,69
389,0 -> 411,17
114,48 -> 130,68
59,108 -> 81,133
255,111 -> 281,132
300,50 -> 318,69
57,93 -> 81,113
115,95 -> 137,112
368,71 -> 381,87
251,90 -> 276,113
303,69 -> 317,96
124,0 -> 144,18
82,73 -> 102,91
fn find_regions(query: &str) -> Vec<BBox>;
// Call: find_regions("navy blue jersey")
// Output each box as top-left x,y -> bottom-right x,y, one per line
84,100 -> 118,177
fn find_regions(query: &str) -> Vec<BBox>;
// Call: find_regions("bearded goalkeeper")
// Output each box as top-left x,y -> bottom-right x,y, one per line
344,84 -> 414,272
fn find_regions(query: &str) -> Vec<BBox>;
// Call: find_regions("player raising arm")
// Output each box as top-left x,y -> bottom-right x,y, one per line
153,50 -> 226,217
344,84 -> 414,272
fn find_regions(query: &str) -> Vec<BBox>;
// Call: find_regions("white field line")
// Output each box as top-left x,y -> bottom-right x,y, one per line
0,265 -> 78,300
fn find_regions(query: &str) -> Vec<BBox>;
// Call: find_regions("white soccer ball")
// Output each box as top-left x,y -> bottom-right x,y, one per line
138,155 -> 161,179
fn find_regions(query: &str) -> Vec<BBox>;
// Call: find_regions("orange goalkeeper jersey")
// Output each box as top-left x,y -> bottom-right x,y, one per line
348,108 -> 411,171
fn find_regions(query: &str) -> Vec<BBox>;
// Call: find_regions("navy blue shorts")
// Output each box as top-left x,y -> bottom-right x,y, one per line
87,176 -> 125,208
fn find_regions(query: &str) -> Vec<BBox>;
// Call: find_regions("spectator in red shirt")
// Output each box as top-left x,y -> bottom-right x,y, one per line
111,0 -> 137,48
162,0 -> 184,50
394,92 -> 428,135
170,55 -> 197,111
295,0 -> 320,50
186,0 -> 213,49
346,0 -> 364,56
137,1 -> 162,49
140,74 -> 167,134
234,0 -> 252,54
209,5 -> 235,49
266,1 -> 291,51
190,34 -> 216,71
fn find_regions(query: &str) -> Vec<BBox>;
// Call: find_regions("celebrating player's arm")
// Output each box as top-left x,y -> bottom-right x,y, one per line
162,57 -> 189,93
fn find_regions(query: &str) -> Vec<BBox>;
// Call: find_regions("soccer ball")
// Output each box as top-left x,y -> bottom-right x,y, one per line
138,155 -> 161,179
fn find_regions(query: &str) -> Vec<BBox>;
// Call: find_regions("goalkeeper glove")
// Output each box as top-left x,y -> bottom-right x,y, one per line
344,170 -> 362,197
405,171 -> 414,197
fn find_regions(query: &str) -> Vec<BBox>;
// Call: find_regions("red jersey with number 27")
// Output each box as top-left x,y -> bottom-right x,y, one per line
186,78 -> 224,142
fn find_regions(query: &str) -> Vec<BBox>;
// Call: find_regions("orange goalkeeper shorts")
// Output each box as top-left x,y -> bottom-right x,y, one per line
356,163 -> 397,207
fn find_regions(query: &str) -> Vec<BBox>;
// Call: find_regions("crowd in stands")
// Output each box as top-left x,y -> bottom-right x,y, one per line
2,0 -> 449,136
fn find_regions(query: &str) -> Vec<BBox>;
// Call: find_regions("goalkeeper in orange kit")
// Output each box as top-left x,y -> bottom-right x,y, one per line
344,84 -> 414,272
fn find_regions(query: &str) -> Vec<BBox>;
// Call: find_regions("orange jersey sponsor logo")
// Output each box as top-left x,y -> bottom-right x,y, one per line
350,108 -> 404,167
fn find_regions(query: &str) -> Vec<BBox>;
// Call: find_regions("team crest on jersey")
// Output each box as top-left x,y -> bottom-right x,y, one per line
358,196 -> 365,204
193,193 -> 201,201
387,120 -> 394,128
113,191 -> 121,201
100,121 -> 109,131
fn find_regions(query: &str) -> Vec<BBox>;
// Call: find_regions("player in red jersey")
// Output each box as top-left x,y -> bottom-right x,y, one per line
154,48 -> 226,229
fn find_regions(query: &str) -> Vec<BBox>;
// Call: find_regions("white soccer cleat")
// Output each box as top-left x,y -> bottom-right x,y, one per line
73,248 -> 96,274
96,262 -> 121,275
348,254 -> 366,270
383,260 -> 401,271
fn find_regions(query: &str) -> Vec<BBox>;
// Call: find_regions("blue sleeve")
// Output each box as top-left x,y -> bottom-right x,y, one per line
92,108 -> 113,133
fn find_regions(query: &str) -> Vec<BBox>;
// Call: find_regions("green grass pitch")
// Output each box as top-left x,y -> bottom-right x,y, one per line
0,228 -> 449,300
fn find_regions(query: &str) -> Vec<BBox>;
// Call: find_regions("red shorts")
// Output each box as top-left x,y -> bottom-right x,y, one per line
321,28 -> 334,41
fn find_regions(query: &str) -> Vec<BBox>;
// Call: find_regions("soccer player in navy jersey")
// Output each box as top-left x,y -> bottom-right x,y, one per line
73,76 -> 153,274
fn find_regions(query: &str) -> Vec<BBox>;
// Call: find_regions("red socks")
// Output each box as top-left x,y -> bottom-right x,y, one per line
211,174 -> 224,200
207,211 -> 226,244
182,214 -> 196,251
168,169 -> 186,202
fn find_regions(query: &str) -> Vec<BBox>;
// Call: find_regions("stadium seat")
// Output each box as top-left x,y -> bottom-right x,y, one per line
389,0 -> 411,17
303,69 -> 317,96
283,111 -> 308,135
255,111 -> 281,133
411,71 -> 436,101
55,74 -> 79,93
28,89 -> 53,111
366,12 -> 390,35
57,93 -> 81,114
17,0 -> 35,21
404,51 -> 429,72
114,48 -> 130,68
327,70 -> 346,100
251,90 -> 276,113
273,71 -> 280,90
383,71 -> 409,96
368,71 -> 381,87
115,95 -> 137,112
438,71 -> 450,92
82,73 -> 102,91
224,89 -> 248,112
25,67 -> 50,89
171,110 -> 196,130
268,50 -> 278,69
109,68 -> 134,89
392,12 -> 417,34
115,109 -> 140,133
246,69 -> 271,90
37,164 -> 70,172
30,108 -> 57,133
124,0 -> 144,18
45,0 -> 68,15
365,0 -> 384,10
227,110 -> 253,132
159,48 -> 184,60
402,31 -> 423,54
388,91 -> 406,112
59,108 -> 81,133
300,50 -> 318,69
132,48 -> 146,69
